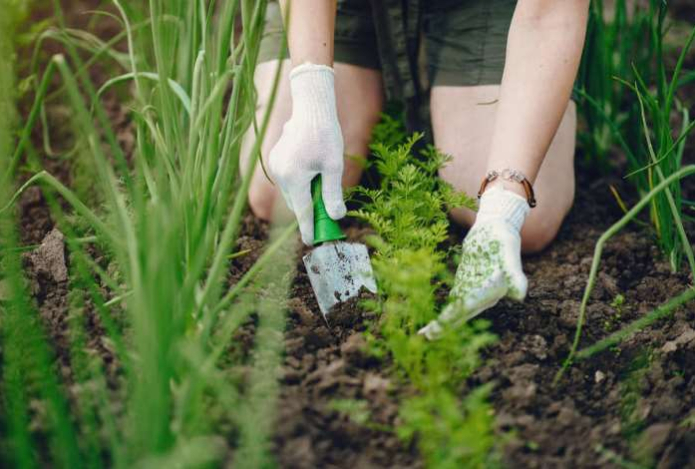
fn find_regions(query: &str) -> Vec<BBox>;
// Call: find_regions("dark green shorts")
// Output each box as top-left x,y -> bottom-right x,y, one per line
258,0 -> 517,87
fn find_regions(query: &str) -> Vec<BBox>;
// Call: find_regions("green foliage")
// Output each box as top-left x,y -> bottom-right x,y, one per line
680,412 -> 695,429
1,0 -> 296,467
351,132 -> 475,256
354,117 -> 498,467
234,225 -> 294,467
604,293 -> 626,330
615,351 -> 670,468
398,385 -> 500,469
374,248 -> 495,390
0,0 -> 25,157
369,111 -> 407,149
0,5 -> 52,467
329,399 -> 372,427
577,0 -> 695,271
564,6 -> 695,382
559,166 -> 695,379
611,293 -> 626,310
576,0 -> 657,169
3,0 -> 27,21
623,17 -> 695,271
619,351 -> 652,440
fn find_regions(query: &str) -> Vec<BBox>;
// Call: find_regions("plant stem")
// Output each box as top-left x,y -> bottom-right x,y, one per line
576,287 -> 695,360
556,164 -> 695,384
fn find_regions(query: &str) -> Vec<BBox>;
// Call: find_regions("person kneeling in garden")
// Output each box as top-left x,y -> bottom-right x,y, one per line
241,0 -> 590,337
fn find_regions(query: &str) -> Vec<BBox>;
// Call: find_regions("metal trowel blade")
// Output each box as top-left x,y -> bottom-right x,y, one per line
302,241 -> 377,317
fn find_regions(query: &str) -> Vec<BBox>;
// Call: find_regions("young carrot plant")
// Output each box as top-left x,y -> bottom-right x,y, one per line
352,132 -> 472,257
352,118 -> 499,468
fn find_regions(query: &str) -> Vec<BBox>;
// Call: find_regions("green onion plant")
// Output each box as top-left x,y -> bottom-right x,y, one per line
576,0 -> 657,170
578,0 -> 695,270
1,0 -> 296,466
620,18 -> 695,271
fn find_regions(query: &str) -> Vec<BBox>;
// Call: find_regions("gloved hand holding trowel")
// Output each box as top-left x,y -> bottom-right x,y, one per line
267,57 -> 377,318
245,0 -> 590,326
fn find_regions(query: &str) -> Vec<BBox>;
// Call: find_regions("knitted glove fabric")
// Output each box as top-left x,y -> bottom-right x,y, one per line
268,63 -> 346,245
419,186 -> 530,339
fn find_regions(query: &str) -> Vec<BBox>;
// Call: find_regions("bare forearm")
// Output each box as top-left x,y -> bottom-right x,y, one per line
279,0 -> 336,66
488,0 -> 589,183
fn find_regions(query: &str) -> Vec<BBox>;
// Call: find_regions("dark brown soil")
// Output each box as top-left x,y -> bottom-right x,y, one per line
227,166 -> 695,469
230,219 -> 421,468
9,2 -> 695,469
471,169 -> 695,468
671,0 -> 695,23
275,250 -> 420,469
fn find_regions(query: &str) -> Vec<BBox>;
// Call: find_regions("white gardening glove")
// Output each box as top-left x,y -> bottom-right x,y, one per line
419,186 -> 530,339
268,63 -> 347,245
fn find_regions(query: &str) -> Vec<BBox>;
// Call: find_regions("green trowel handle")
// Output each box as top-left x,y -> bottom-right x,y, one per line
311,175 -> 346,245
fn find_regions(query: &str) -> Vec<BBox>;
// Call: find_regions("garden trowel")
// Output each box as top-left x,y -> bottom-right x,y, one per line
303,176 -> 377,319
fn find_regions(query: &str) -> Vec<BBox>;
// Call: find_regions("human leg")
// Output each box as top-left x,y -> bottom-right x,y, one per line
431,86 -> 577,253
240,60 -> 384,221
241,0 -> 385,221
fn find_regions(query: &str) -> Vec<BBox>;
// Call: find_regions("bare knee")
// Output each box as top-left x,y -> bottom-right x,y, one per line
521,177 -> 575,253
342,117 -> 376,154
520,207 -> 568,254
334,64 -> 384,177
341,121 -> 374,184
248,183 -> 277,221
521,222 -> 559,254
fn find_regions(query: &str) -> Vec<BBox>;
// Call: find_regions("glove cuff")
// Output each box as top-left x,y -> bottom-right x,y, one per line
289,62 -> 338,123
476,186 -> 530,233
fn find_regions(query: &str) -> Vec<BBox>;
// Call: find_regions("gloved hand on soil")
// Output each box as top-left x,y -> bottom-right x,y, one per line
419,186 -> 530,340
268,62 -> 347,246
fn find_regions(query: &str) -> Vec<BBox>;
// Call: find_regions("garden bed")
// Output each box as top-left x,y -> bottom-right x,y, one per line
228,168 -> 695,468
18,120 -> 695,469
5,1 -> 695,468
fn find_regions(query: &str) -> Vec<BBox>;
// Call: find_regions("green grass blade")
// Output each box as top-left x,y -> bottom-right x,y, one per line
557,164 -> 695,383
